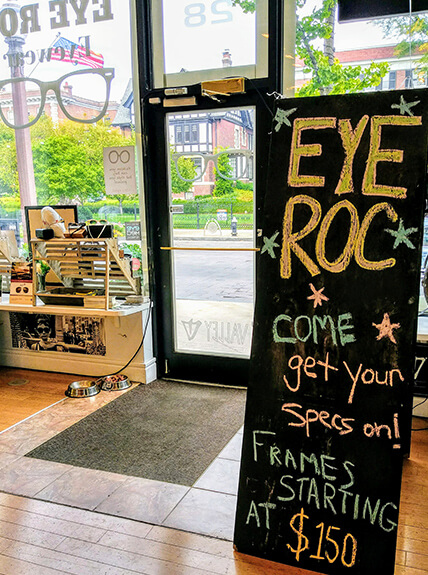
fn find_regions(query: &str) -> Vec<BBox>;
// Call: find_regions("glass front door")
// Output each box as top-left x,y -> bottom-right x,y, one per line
138,0 -> 282,385
167,107 -> 255,359
151,0 -> 269,88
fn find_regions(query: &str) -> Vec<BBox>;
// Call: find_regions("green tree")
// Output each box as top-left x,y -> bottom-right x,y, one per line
213,149 -> 234,196
232,0 -> 389,95
375,14 -> 428,83
170,147 -> 197,196
0,193 -> 20,217
30,117 -> 132,205
0,123 -> 18,196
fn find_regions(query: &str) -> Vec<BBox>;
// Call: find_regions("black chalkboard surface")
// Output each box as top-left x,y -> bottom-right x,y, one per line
338,0 -> 428,22
234,89 -> 428,575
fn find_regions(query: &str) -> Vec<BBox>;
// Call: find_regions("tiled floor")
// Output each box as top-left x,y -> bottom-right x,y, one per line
0,383 -> 244,541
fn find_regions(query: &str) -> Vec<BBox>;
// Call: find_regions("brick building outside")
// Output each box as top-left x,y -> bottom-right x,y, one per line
295,44 -> 427,91
168,108 -> 254,198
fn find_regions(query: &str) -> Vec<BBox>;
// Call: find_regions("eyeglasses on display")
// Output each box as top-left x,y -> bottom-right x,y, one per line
171,148 -> 254,182
86,219 -> 108,225
0,67 -> 114,130
15,286 -> 29,293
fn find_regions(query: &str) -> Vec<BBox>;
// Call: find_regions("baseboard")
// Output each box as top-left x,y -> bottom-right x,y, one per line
0,349 -> 157,384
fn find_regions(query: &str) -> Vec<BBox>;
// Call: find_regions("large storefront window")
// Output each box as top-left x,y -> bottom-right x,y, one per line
0,0 -> 146,290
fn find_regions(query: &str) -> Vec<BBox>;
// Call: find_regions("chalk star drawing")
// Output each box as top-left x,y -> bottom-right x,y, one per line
274,107 -> 297,131
385,218 -> 418,249
261,231 -> 280,259
307,283 -> 329,308
372,313 -> 401,344
391,95 -> 420,116
181,319 -> 202,341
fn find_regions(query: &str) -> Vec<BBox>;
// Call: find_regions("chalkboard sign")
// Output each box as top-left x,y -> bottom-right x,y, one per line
338,0 -> 428,21
234,89 -> 428,575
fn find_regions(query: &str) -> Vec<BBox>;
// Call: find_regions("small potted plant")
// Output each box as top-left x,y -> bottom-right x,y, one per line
121,242 -> 145,297
36,260 -> 50,292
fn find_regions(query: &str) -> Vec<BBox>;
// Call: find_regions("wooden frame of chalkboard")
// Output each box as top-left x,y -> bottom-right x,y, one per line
234,88 -> 428,575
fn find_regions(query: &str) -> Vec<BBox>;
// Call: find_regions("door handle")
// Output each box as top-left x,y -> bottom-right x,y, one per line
160,247 -> 260,252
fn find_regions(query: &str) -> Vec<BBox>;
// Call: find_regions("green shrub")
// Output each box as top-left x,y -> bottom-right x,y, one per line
235,181 -> 253,191
172,194 -> 253,214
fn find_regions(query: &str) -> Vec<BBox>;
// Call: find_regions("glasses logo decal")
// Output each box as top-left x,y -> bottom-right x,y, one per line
0,68 -> 114,129
171,148 -> 253,182
108,149 -> 131,164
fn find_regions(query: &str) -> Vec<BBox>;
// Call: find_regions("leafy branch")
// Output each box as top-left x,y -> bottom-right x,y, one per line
232,0 -> 388,96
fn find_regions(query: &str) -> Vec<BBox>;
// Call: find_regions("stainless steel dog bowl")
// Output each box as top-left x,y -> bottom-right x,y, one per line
65,380 -> 100,398
99,374 -> 131,391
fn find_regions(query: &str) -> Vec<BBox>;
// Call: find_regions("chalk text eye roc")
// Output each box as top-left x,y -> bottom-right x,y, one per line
281,114 -> 422,279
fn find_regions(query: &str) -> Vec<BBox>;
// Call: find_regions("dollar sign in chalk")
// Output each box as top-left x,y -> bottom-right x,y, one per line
287,507 -> 309,561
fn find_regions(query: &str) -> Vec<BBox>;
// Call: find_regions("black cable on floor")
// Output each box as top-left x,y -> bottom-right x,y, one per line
413,397 -> 427,411
83,301 -> 153,383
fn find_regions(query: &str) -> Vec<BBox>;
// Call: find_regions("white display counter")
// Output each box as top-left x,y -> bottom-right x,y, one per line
0,295 -> 157,383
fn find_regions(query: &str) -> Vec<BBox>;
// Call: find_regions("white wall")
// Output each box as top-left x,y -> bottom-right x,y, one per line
0,306 -> 156,384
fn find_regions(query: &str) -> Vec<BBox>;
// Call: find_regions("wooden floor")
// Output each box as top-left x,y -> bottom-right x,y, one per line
0,368 -> 78,432
0,370 -> 426,574
0,420 -> 426,575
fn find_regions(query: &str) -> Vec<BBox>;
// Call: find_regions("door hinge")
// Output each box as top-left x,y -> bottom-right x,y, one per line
165,359 -> 169,374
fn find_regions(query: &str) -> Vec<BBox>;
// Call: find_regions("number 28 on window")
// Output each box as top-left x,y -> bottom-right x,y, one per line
184,1 -> 233,27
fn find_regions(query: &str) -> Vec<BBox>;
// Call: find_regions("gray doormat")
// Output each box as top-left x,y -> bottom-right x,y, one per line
25,380 -> 246,486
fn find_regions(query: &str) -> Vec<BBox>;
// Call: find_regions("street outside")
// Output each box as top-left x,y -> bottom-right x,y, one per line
173,238 -> 254,303
171,232 -> 255,358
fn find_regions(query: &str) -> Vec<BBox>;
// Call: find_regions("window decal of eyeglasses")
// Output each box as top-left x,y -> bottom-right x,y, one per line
0,68 -> 114,130
108,149 -> 131,164
171,149 -> 254,182
15,286 -> 30,294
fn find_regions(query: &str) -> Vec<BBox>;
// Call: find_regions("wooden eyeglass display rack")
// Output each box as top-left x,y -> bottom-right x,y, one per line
31,237 -> 140,310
